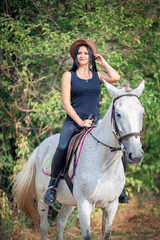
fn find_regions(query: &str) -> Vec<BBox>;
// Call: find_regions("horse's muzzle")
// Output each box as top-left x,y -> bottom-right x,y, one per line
127,150 -> 144,165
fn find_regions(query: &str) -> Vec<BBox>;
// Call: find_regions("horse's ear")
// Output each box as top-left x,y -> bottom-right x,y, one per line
103,80 -> 121,97
132,80 -> 145,97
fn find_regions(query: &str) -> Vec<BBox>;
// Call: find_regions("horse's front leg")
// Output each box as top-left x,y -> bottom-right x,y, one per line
101,200 -> 118,240
56,204 -> 74,240
77,199 -> 94,240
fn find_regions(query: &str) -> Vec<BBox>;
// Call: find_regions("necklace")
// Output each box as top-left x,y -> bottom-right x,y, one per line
76,71 -> 92,83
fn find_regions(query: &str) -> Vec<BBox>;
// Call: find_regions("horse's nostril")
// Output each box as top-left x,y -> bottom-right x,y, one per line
129,153 -> 132,161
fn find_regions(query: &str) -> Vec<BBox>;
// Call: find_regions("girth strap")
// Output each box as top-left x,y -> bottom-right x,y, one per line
63,171 -> 74,194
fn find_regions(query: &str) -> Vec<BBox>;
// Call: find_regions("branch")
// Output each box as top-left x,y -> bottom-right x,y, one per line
0,121 -> 12,127
33,73 -> 54,84
126,171 -> 139,175
16,106 -> 35,112
1,100 -> 13,118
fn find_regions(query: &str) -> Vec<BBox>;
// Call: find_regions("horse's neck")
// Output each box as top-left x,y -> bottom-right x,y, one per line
92,105 -> 122,169
94,105 -> 118,148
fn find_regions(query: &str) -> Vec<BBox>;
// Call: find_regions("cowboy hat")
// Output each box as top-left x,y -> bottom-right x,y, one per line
70,39 -> 98,59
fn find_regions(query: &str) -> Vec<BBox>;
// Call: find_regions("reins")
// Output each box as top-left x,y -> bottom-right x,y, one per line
89,131 -> 122,152
89,94 -> 142,152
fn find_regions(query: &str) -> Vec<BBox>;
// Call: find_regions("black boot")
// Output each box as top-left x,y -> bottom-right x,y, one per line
119,189 -> 129,203
44,177 -> 57,206
44,147 -> 66,206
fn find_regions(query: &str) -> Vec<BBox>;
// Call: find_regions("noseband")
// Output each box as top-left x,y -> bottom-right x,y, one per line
111,94 -> 142,143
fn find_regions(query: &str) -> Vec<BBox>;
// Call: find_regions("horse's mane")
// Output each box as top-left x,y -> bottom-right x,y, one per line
118,81 -> 132,92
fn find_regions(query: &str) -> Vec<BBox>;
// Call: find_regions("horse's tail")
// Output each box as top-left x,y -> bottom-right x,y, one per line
12,147 -> 39,224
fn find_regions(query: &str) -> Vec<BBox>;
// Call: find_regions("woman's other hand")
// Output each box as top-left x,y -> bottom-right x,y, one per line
80,119 -> 93,128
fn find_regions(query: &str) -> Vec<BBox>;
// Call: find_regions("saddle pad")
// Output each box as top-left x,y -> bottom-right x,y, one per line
42,128 -> 93,178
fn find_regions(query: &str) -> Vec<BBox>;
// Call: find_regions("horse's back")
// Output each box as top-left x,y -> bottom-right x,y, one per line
37,133 -> 60,158
39,133 -> 60,148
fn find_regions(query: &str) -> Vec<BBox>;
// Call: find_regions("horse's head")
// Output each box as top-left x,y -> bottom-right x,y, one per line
103,80 -> 145,165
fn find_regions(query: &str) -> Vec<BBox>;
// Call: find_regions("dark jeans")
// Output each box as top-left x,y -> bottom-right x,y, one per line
50,120 -> 84,177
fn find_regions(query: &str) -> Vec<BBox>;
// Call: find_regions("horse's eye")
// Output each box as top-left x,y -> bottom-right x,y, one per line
116,112 -> 121,118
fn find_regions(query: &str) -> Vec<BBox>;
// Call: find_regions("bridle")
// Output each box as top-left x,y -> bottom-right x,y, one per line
111,94 -> 142,143
89,94 -> 142,152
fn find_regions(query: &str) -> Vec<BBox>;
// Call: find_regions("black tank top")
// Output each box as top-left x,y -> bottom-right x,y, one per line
66,71 -> 101,121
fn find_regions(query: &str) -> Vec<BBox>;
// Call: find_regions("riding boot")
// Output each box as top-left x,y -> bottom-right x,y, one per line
44,147 -> 66,206
119,153 -> 129,203
44,177 -> 57,206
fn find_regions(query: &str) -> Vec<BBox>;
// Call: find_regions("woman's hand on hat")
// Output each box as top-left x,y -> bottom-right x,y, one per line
94,54 -> 106,66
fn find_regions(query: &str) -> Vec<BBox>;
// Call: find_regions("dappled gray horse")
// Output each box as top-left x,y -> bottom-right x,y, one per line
13,80 -> 145,240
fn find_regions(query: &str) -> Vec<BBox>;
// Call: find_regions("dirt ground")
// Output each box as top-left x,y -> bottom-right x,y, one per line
13,194 -> 160,240
90,195 -> 160,240
55,194 -> 160,240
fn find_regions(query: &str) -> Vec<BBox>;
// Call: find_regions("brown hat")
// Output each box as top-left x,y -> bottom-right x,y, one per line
70,39 -> 98,59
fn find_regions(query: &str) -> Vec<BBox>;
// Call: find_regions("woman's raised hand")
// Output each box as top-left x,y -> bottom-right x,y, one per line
94,54 -> 106,66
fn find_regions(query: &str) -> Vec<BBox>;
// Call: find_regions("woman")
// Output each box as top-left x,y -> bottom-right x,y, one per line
44,39 -> 128,206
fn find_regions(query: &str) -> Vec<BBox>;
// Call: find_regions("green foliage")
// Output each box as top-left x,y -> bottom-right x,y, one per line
0,190 -> 19,239
0,189 -> 37,240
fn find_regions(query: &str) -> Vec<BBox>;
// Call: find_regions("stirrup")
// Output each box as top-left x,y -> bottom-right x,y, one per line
40,185 -> 56,203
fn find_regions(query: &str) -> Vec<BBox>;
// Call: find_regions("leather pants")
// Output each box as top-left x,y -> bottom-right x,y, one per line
50,120 -> 83,178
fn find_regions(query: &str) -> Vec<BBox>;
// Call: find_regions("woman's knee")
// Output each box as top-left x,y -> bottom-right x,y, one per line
58,122 -> 79,150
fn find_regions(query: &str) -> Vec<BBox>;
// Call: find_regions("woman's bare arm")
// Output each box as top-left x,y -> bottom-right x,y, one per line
95,54 -> 120,83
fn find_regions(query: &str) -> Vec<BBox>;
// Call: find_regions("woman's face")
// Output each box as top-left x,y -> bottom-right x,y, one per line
77,46 -> 90,66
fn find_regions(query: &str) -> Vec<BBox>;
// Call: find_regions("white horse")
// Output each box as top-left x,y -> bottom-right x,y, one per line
13,80 -> 145,240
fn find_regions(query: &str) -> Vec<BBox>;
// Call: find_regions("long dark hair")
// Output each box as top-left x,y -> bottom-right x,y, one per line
70,45 -> 97,72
